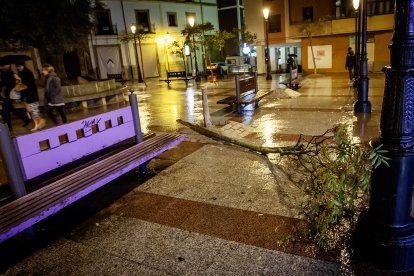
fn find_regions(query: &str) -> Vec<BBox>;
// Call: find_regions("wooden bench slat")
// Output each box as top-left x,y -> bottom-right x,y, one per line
0,134 -> 184,240
238,90 -> 272,105
0,133 -> 181,222
0,134 -> 178,227
159,71 -> 194,87
0,135 -> 184,241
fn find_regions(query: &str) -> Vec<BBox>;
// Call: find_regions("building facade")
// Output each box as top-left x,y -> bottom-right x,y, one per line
89,0 -> 219,80
245,0 -> 394,75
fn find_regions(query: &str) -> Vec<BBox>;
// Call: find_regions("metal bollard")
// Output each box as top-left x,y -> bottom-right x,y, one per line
128,88 -> 143,144
201,88 -> 212,127
0,124 -> 26,198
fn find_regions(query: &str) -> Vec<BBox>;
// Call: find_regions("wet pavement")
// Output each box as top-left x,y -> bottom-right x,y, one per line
1,73 -> 408,275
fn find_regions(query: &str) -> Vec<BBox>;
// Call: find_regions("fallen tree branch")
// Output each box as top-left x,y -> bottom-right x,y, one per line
177,119 -> 303,154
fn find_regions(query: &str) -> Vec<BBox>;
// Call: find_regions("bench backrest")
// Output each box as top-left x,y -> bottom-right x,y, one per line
167,71 -> 186,78
235,73 -> 258,100
14,107 -> 135,180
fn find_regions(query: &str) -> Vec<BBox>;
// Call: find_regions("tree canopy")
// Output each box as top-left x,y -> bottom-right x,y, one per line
0,0 -> 104,81
0,0 -> 103,54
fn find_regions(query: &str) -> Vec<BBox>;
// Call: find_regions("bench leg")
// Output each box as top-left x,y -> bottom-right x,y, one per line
81,100 -> 88,108
237,104 -> 242,113
138,161 -> 150,175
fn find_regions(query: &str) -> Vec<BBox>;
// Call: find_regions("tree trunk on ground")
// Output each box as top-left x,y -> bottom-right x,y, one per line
177,119 -> 302,154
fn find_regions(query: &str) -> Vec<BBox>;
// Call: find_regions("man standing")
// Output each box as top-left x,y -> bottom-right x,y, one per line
345,47 -> 356,82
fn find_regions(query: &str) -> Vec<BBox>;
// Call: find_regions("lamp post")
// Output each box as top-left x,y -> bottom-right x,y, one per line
353,0 -> 360,81
188,16 -> 200,81
186,44 -> 193,75
165,32 -> 171,72
356,0 -> 414,271
130,24 -> 144,83
353,0 -> 371,113
263,8 -> 272,80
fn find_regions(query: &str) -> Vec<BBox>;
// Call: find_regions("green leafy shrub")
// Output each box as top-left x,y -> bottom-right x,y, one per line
287,124 -> 390,250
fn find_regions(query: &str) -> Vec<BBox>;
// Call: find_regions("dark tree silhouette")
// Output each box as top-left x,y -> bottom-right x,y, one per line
0,0 -> 104,82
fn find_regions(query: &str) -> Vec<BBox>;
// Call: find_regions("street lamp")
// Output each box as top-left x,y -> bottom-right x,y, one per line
188,16 -> 200,81
263,8 -> 272,80
353,0 -> 371,113
165,32 -> 171,72
353,0 -> 360,82
130,24 -> 144,83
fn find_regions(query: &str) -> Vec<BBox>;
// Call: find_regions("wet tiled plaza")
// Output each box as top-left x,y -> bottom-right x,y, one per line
1,72 -> 400,275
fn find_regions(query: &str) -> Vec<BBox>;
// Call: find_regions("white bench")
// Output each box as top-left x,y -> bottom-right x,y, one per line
0,92 -> 185,243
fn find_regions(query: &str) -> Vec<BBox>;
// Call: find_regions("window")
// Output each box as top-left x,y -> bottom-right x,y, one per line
135,10 -> 151,32
95,10 -> 116,35
269,14 -> 281,33
367,0 -> 394,16
167,12 -> 177,27
303,7 -> 313,22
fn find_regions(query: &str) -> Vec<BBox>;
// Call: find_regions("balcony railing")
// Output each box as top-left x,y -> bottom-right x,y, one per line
335,0 -> 394,19
94,24 -> 118,36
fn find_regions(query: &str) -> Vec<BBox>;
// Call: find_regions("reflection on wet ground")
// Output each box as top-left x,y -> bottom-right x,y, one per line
0,72 -> 392,275
1,72 -> 385,191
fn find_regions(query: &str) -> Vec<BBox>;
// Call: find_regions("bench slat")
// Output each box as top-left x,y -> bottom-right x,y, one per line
238,89 -> 272,105
0,133 -> 180,221
0,133 -> 184,242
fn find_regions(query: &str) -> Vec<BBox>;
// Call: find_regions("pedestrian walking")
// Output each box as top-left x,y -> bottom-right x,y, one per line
345,47 -> 356,82
16,62 -> 46,131
42,64 -> 67,125
0,64 -> 30,130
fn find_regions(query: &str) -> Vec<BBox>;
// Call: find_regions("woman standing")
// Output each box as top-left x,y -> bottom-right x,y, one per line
16,62 -> 45,131
0,64 -> 30,130
42,64 -> 67,125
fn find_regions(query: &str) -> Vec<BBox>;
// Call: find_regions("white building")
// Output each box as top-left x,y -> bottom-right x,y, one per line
90,0 -> 219,80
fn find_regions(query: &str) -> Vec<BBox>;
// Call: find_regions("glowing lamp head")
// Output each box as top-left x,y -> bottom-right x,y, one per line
353,0 -> 359,10
263,8 -> 269,20
188,16 -> 195,27
130,25 -> 136,34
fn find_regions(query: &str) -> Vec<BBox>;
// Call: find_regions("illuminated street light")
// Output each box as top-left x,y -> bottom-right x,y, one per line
263,8 -> 272,80
354,0 -> 371,113
130,24 -> 143,83
353,0 -> 360,82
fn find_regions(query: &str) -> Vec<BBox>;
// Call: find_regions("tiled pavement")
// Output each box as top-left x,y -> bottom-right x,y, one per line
0,73 -> 408,275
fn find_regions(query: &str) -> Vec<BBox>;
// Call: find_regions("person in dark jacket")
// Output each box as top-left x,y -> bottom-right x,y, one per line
345,47 -> 356,81
16,62 -> 45,131
42,64 -> 67,125
0,64 -> 30,130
